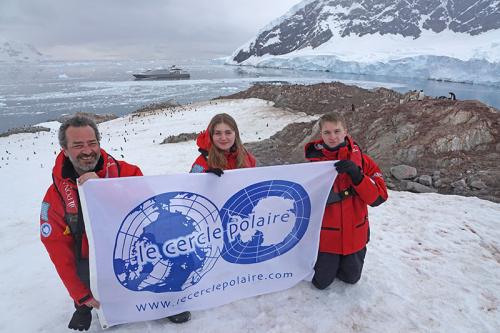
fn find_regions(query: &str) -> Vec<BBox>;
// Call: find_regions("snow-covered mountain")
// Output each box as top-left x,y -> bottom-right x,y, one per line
229,0 -> 500,86
0,40 -> 45,62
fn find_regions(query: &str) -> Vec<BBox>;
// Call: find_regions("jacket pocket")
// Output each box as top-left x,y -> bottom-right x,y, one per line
355,216 -> 368,228
322,226 -> 340,231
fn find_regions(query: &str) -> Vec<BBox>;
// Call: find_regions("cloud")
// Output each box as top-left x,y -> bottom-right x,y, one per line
0,0 -> 302,59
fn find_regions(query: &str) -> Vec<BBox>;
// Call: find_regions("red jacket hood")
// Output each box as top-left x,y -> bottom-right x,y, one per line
196,128 -> 212,152
304,135 -> 357,160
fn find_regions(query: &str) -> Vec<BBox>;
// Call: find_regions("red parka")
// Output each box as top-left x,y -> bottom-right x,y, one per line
190,129 -> 256,172
305,136 -> 387,255
40,149 -> 142,304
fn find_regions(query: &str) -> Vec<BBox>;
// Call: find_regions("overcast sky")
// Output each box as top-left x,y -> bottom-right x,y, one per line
0,0 -> 302,60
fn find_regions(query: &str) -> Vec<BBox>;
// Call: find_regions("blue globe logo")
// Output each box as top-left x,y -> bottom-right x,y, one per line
113,192 -> 223,292
220,180 -> 311,264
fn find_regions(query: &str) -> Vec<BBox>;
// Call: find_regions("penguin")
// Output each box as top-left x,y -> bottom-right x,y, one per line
418,90 -> 425,101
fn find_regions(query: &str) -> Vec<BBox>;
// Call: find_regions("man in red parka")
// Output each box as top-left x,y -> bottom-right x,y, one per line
304,112 -> 388,289
40,116 -> 191,331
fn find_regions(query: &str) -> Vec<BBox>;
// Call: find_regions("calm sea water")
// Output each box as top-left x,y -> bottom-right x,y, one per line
1,59 -> 499,133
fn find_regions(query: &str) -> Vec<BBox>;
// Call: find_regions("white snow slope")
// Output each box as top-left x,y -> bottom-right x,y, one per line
0,98 -> 499,332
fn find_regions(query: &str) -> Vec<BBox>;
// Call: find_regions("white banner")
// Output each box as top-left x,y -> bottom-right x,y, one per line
79,161 -> 336,328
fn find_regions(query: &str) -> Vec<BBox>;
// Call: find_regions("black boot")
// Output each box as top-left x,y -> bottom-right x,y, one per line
68,304 -> 92,331
167,311 -> 191,324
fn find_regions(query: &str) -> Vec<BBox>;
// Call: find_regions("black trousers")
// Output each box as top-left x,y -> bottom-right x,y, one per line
312,247 -> 367,289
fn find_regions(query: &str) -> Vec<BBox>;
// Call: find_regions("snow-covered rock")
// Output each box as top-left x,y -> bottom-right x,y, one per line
229,0 -> 500,86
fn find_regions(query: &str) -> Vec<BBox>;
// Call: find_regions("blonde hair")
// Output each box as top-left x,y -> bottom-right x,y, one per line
207,113 -> 248,169
318,112 -> 347,130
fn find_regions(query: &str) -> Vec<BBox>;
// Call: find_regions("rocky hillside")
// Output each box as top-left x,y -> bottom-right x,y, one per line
233,0 -> 500,63
219,83 -> 500,202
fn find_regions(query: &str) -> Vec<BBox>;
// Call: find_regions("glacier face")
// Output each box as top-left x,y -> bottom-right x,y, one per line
229,0 -> 500,86
242,54 -> 500,87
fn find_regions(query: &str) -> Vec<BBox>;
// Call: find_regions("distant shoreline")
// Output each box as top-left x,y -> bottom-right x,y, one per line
1,61 -> 499,134
2,80 -> 499,137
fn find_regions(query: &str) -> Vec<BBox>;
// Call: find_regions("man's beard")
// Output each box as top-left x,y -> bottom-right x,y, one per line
69,151 -> 100,174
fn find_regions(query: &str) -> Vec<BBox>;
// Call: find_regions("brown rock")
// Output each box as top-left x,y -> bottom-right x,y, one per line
0,126 -> 50,137
57,112 -> 117,124
223,83 -> 500,202
161,132 -> 198,144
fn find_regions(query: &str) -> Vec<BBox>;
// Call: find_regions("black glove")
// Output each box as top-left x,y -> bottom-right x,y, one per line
68,306 -> 92,331
335,160 -> 363,185
206,168 -> 224,177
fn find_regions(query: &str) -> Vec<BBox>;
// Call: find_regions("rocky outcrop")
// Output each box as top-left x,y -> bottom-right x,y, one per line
390,165 -> 418,180
246,122 -> 315,166
134,99 -> 180,114
2,112 -> 118,137
57,112 -> 117,124
0,126 -> 50,137
405,181 -> 438,194
219,82 -> 402,116
161,132 -> 198,144
225,83 -> 500,202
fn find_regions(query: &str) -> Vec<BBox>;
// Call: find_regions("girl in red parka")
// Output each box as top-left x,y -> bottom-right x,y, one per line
190,113 -> 256,175
305,112 -> 388,289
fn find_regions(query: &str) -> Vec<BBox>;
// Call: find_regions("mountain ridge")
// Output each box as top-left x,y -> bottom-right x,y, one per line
233,0 -> 500,63
229,0 -> 500,85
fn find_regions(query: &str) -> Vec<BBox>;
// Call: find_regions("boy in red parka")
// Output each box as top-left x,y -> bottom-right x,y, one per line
304,112 -> 388,289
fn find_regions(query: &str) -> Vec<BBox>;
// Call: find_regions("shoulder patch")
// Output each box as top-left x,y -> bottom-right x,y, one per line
314,143 -> 324,150
40,222 -> 52,238
190,164 -> 205,173
40,202 -> 50,222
